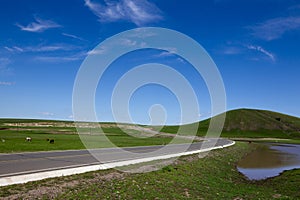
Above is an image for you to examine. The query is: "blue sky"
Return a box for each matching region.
[0,0,300,124]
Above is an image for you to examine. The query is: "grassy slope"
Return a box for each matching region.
[161,108,300,139]
[1,142,299,199]
[56,143,300,200]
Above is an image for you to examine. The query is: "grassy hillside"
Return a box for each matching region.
[161,108,300,139]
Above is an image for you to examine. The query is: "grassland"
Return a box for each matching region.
[1,108,300,152]
[1,109,299,199]
[1,142,299,199]
[0,119,178,153]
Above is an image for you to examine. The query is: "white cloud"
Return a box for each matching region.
[4,44,83,63]
[27,45,69,52]
[176,57,186,63]
[38,112,54,116]
[62,33,86,41]
[12,46,24,52]
[87,47,106,55]
[34,55,82,62]
[154,48,178,58]
[4,47,14,52]
[0,81,15,86]
[16,17,61,32]
[34,51,86,62]
[248,16,300,41]
[5,44,76,53]
[4,46,24,52]
[84,0,163,26]
[221,46,243,55]
[247,45,275,62]
[152,49,186,64]
[157,51,174,57]
[120,38,137,46]
[0,58,11,68]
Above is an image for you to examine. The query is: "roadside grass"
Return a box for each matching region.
[231,138,300,144]
[55,142,300,200]
[1,142,299,199]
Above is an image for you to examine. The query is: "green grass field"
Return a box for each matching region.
[1,108,300,153]
[0,120,184,153]
[1,142,299,199]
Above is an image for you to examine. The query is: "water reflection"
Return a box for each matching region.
[237,143,300,180]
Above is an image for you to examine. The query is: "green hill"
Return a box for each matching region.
[161,108,300,139]
[1,108,300,139]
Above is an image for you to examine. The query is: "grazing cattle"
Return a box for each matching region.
[46,138,49,141]
[25,137,32,142]
[49,139,54,144]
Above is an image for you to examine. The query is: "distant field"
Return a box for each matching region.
[2,108,300,153]
[0,119,180,153]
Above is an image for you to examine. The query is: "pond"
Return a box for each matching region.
[237,143,300,180]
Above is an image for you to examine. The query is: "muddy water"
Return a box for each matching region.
[237,143,300,180]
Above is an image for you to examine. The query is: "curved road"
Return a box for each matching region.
[0,138,234,186]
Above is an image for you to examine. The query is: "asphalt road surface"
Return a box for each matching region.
[0,138,232,178]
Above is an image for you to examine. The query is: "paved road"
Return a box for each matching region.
[0,138,232,178]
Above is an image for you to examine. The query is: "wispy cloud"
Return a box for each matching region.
[38,112,54,117]
[156,51,174,57]
[87,48,106,55]
[16,17,61,32]
[27,45,72,52]
[154,48,178,58]
[84,0,163,26]
[5,44,76,53]
[248,16,300,41]
[0,81,15,86]
[4,46,24,52]
[34,55,82,62]
[153,49,186,64]
[34,51,86,62]
[221,46,244,55]
[4,47,14,52]
[0,58,13,75]
[218,43,276,62]
[176,57,186,64]
[62,33,86,41]
[120,38,137,46]
[4,44,84,63]
[247,45,276,62]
